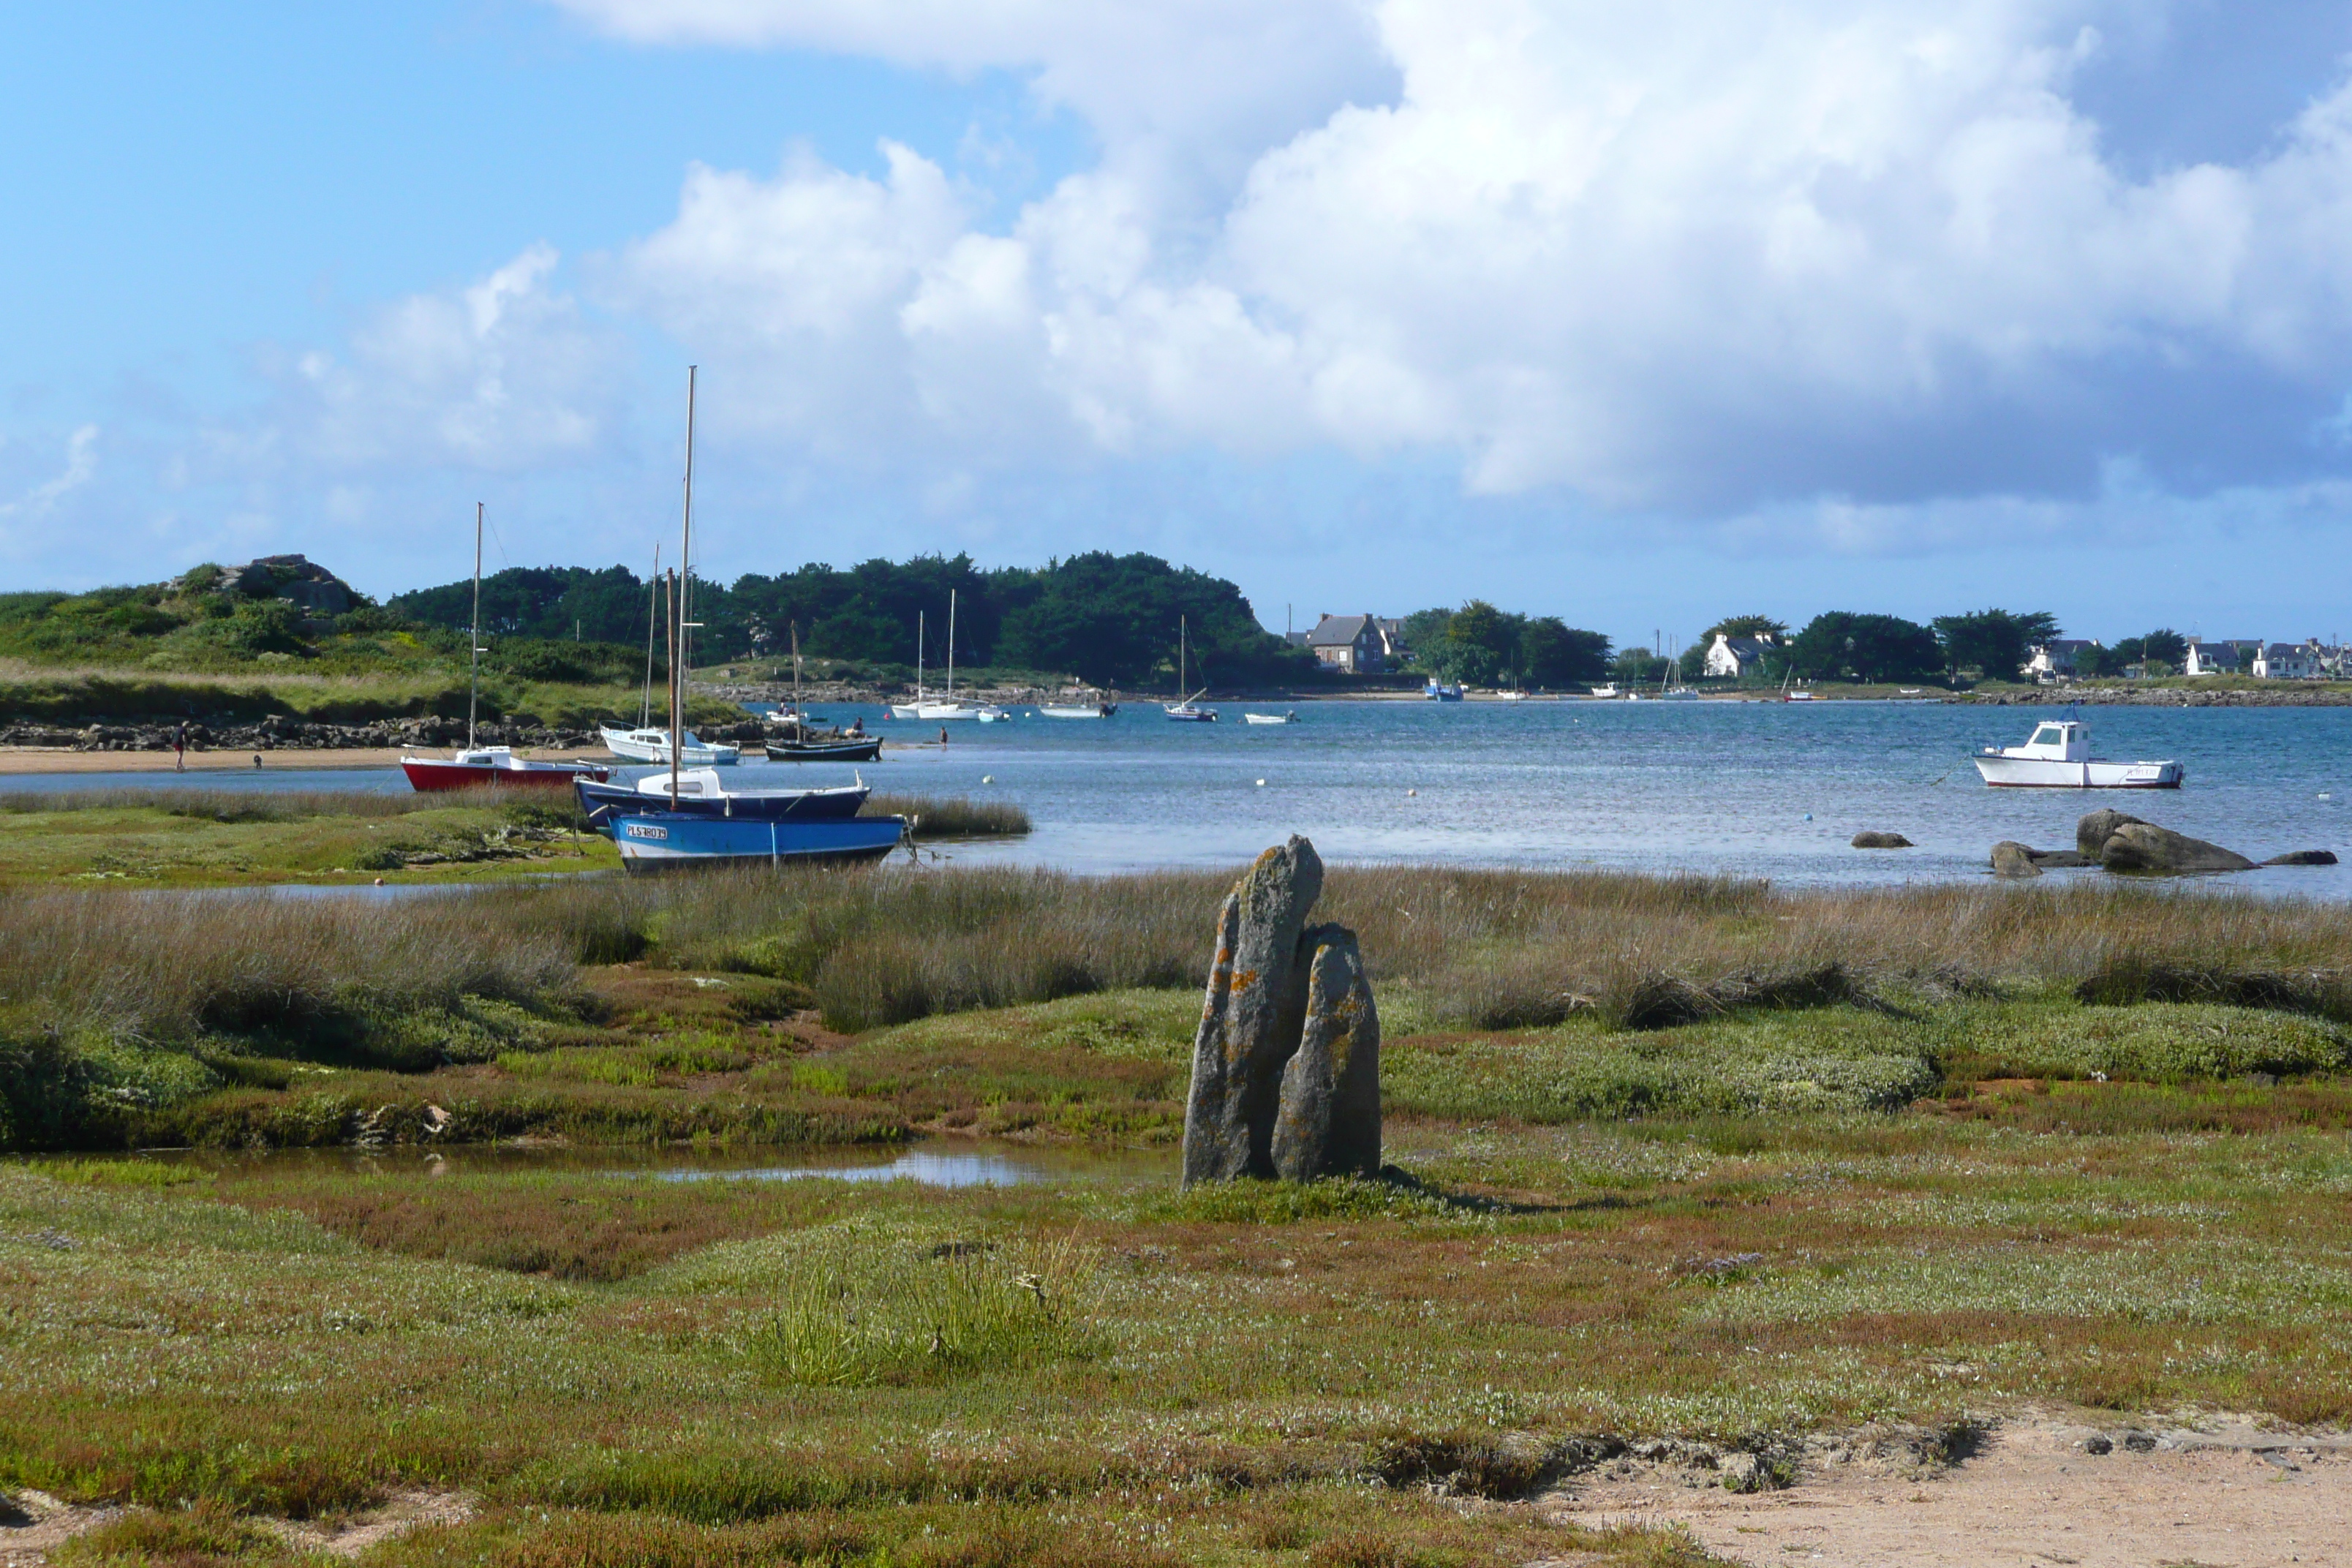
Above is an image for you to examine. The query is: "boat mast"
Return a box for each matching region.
[640,543,660,729]
[791,619,802,722]
[1179,616,1188,697]
[672,365,696,808]
[917,611,925,704]
[946,589,957,702]
[668,567,682,807]
[467,502,483,751]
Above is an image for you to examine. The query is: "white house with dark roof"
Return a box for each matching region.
[1305,613,1396,674]
[2254,641,2325,679]
[2183,639,2258,676]
[2024,639,2100,681]
[1703,632,1775,679]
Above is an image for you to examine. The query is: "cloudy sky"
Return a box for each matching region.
[9,1,2352,648]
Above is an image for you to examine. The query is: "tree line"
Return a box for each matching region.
[388,551,1316,688]
[1635,609,2204,685]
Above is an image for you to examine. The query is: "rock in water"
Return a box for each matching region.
[1990,841,2043,878]
[1850,831,1912,848]
[2263,850,2340,866]
[1183,837,1324,1183]
[2099,823,2256,874]
[2076,809,2148,859]
[1271,924,1382,1180]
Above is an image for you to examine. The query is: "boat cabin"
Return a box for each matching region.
[2008,721,2090,761]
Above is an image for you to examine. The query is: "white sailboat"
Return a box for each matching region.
[917,590,981,719]
[889,611,927,720]
[1166,616,1216,721]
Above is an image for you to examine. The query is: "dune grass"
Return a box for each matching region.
[866,792,1032,838]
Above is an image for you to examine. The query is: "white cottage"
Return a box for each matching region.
[1703,633,1775,679]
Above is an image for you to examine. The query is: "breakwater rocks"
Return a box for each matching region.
[1970,686,2352,706]
[0,717,604,753]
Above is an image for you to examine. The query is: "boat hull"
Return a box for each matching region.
[1039,704,1116,719]
[402,758,608,792]
[577,777,869,829]
[764,739,883,762]
[1242,713,1295,725]
[611,813,905,870]
[1973,755,2185,788]
[1164,706,1216,722]
[599,728,741,766]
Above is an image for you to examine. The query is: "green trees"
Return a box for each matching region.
[1403,601,1610,687]
[392,551,1310,687]
[1929,609,2060,682]
[1787,612,1945,684]
[1700,614,1789,641]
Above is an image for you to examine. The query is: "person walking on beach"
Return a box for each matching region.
[173,723,186,772]
[939,725,949,745]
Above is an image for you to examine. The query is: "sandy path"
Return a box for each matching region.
[1550,1416,2349,1567]
[0,747,608,774]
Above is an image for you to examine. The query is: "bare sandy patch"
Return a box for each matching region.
[1548,1412,2349,1567]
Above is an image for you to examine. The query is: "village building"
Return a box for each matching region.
[2183,639,2258,676]
[1702,632,1776,679]
[1305,613,1401,674]
[2253,641,2328,679]
[2024,639,2100,681]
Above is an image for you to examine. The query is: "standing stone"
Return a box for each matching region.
[1270,924,1382,1180]
[1182,837,1324,1183]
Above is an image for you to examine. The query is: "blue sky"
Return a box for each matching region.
[8,1,2352,652]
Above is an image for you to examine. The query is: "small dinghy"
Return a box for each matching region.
[1972,719,2183,789]
[1243,711,1297,725]
[1039,701,1117,718]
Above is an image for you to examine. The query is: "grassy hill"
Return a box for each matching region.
[0,566,704,729]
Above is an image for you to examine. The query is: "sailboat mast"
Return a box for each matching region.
[946,589,956,701]
[1179,615,1188,695]
[916,611,925,704]
[668,568,682,807]
[640,543,660,729]
[672,366,696,808]
[467,502,483,751]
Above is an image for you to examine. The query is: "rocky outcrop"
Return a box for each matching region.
[1850,831,1912,848]
[1183,837,1382,1185]
[1989,841,2042,878]
[2264,850,2340,867]
[214,554,358,617]
[2076,809,2147,859]
[2097,822,2257,874]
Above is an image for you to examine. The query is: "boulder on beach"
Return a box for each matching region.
[1991,841,2043,878]
[2263,850,2340,867]
[2076,809,2148,859]
[1850,831,1913,849]
[1182,836,1382,1186]
[2098,823,2256,874]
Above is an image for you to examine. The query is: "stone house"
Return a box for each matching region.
[1702,633,1775,679]
[1305,613,1398,674]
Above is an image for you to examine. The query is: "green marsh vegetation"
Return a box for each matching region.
[10,867,2352,1561]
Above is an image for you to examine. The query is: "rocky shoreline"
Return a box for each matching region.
[0,715,767,754]
[1965,685,2352,706]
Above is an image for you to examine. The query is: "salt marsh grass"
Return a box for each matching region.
[741,1222,1104,1386]
[866,792,1033,838]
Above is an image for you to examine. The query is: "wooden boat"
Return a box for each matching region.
[402,505,608,791]
[404,747,608,792]
[766,736,882,762]
[611,810,906,871]
[1972,720,2183,789]
[1243,711,1297,725]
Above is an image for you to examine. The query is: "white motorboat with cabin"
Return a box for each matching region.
[1972,719,2183,789]
[1586,683,1618,699]
[599,725,742,766]
[1039,700,1117,719]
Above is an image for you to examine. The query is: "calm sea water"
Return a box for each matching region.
[15,699,2352,893]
